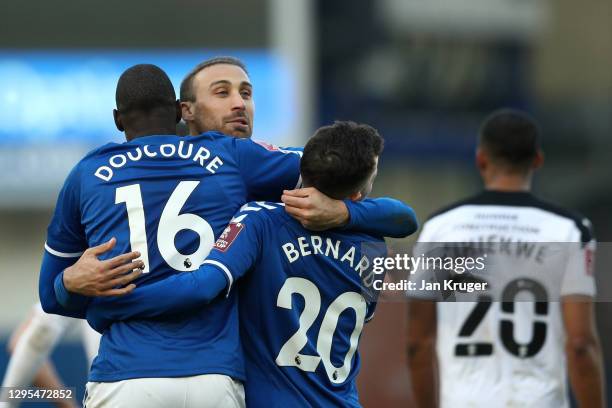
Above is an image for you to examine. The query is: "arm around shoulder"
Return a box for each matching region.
[345,197,418,238]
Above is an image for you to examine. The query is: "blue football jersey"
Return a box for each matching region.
[44,132,301,382]
[204,202,387,407]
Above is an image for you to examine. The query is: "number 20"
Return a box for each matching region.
[455,278,548,358]
[275,277,367,384]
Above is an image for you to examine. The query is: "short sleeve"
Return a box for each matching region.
[45,164,87,257]
[561,219,596,297]
[232,138,302,201]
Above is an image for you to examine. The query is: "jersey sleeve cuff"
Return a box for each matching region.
[202,260,234,297]
[54,271,89,310]
[560,289,596,298]
[341,199,355,229]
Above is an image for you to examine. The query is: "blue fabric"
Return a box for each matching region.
[42,132,301,382]
[40,130,416,386]
[81,201,390,406]
[39,253,87,319]
[207,202,388,407]
[344,197,418,238]
[86,267,227,332]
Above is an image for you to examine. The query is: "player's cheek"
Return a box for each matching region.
[247,101,255,122]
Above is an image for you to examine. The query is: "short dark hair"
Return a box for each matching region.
[180,56,248,102]
[115,64,176,113]
[301,121,384,199]
[479,109,541,172]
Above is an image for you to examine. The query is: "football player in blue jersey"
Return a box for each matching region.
[178,56,254,139]
[83,121,398,407]
[179,56,359,229]
[38,64,417,407]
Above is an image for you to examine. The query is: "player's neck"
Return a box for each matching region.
[125,127,177,141]
[484,174,531,192]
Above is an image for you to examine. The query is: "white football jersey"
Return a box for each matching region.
[413,191,595,408]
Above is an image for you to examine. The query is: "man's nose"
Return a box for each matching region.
[230,91,246,111]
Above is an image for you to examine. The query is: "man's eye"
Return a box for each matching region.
[241,90,252,98]
[215,90,228,96]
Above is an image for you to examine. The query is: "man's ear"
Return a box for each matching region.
[174,100,182,124]
[180,101,194,122]
[113,109,124,132]
[475,147,487,172]
[348,191,362,202]
[533,150,544,170]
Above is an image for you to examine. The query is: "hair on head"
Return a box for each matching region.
[301,121,384,199]
[180,56,248,102]
[115,64,176,114]
[479,109,541,171]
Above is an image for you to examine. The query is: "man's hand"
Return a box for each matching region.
[63,238,144,297]
[281,187,349,231]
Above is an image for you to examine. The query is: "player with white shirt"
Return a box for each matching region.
[406,109,605,408]
[0,304,100,408]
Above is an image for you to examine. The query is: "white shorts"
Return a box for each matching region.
[84,374,245,408]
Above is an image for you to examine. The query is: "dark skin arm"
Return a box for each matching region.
[406,299,438,408]
[562,296,606,408]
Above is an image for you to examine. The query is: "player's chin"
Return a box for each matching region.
[225,125,252,138]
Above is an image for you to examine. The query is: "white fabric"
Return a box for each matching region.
[84,374,245,408]
[0,303,73,407]
[44,242,83,258]
[414,204,596,408]
[0,303,101,408]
